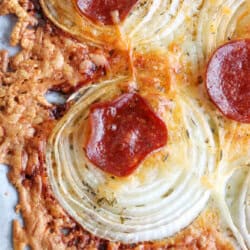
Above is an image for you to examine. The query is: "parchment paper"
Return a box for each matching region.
[0,14,65,250]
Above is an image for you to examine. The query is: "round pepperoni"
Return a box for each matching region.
[76,0,139,25]
[206,39,250,123]
[85,93,168,177]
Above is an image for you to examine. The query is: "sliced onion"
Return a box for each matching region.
[196,0,248,66]
[46,78,216,243]
[225,167,250,249]
[40,0,119,46]
[40,0,202,50]
[122,0,202,48]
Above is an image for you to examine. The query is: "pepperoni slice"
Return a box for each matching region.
[76,0,139,25]
[85,93,168,177]
[206,39,250,123]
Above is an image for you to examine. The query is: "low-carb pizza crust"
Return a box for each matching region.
[0,0,249,249]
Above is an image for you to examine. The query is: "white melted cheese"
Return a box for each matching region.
[43,0,250,248]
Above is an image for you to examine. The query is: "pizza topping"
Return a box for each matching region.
[76,0,139,25]
[206,39,250,123]
[85,93,168,177]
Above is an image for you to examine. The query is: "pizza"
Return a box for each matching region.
[0,0,250,249]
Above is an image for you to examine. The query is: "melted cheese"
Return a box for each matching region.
[43,0,250,248]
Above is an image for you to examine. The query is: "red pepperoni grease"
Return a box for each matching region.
[76,0,139,25]
[86,93,168,177]
[206,39,250,123]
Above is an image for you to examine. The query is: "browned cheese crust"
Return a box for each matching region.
[0,0,235,249]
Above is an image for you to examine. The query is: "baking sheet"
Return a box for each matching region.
[0,15,21,250]
[0,15,65,250]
